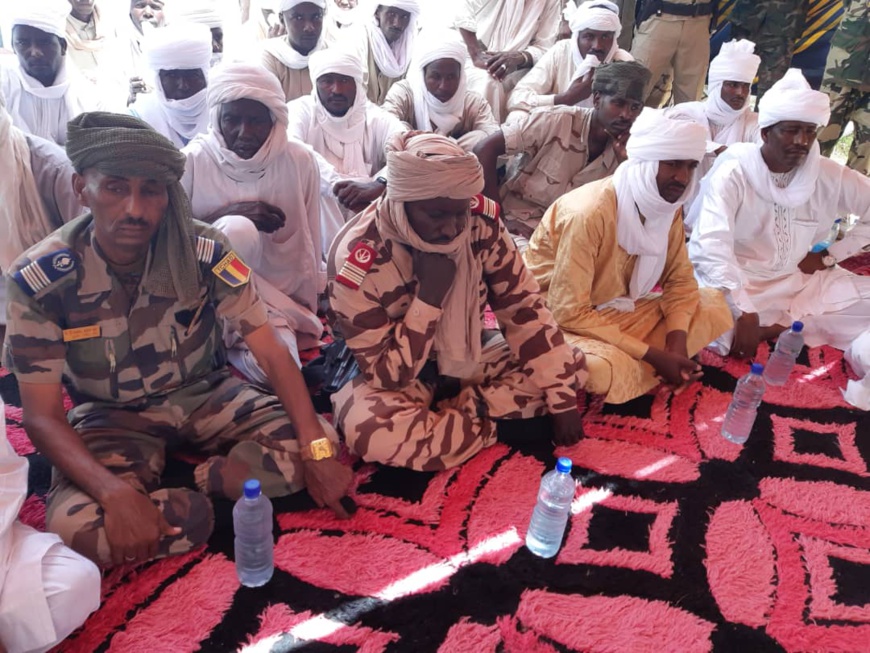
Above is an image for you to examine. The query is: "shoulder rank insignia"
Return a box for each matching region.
[212,251,252,287]
[195,235,225,267]
[336,240,376,290]
[12,249,78,297]
[470,194,501,221]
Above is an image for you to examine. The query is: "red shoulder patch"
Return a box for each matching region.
[336,241,377,290]
[470,194,501,221]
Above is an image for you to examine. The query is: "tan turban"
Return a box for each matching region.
[65,112,201,304]
[378,132,484,378]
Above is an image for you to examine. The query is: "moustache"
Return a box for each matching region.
[327,94,348,103]
[119,217,149,227]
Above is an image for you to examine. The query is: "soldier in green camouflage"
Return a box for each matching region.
[817,0,868,175]
[3,112,353,568]
[729,0,811,103]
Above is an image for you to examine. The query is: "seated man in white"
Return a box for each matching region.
[382,29,499,152]
[0,419,101,653]
[182,62,324,383]
[1,0,100,145]
[688,69,870,378]
[506,0,632,124]
[667,39,762,215]
[354,1,420,104]
[287,46,405,253]
[261,0,328,102]
[129,23,213,148]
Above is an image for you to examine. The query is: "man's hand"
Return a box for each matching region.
[552,409,585,446]
[607,128,630,163]
[643,347,703,388]
[732,312,761,360]
[102,484,182,566]
[303,458,354,519]
[798,250,830,274]
[470,47,489,69]
[127,76,148,106]
[334,180,386,213]
[413,250,456,307]
[214,201,286,233]
[554,70,595,107]
[556,18,571,41]
[714,145,728,156]
[664,329,689,360]
[485,51,525,80]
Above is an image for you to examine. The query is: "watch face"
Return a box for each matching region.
[311,438,333,460]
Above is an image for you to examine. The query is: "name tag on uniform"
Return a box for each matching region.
[62,325,102,342]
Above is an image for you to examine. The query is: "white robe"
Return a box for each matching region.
[0,410,101,653]
[0,57,101,145]
[181,131,324,381]
[286,96,405,257]
[688,148,870,351]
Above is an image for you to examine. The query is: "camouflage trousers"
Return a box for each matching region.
[563,289,733,404]
[46,370,339,567]
[818,82,870,176]
[732,23,806,103]
[332,335,586,472]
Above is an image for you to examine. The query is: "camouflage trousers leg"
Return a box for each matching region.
[46,371,337,567]
[332,336,585,472]
[818,83,870,175]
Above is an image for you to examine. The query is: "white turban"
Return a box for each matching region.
[609,110,707,307]
[758,68,831,128]
[201,62,291,182]
[171,2,225,28]
[8,0,68,41]
[366,0,420,79]
[307,47,369,177]
[275,0,327,12]
[408,30,467,136]
[144,23,213,73]
[708,39,761,86]
[564,0,622,81]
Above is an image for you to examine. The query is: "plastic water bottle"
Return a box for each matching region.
[810,218,842,253]
[763,322,805,386]
[233,479,274,587]
[525,457,575,558]
[721,363,767,445]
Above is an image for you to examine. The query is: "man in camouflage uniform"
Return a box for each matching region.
[817,0,869,175]
[3,112,353,568]
[728,0,810,103]
[328,132,587,472]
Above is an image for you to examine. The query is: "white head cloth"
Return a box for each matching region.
[758,68,831,129]
[141,23,213,144]
[329,0,359,26]
[170,1,225,28]
[565,0,622,80]
[199,62,290,182]
[365,0,421,79]
[264,0,328,70]
[703,39,761,131]
[408,30,467,136]
[609,109,706,308]
[308,46,369,176]
[8,0,68,41]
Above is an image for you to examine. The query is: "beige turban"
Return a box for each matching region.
[379,132,485,378]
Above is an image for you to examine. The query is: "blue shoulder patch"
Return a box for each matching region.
[195,236,225,268]
[12,249,78,297]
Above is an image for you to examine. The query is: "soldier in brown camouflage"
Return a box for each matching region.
[817,0,868,175]
[4,113,353,568]
[328,132,587,472]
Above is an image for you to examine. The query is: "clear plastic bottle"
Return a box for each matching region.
[525,457,575,558]
[810,218,843,253]
[233,479,274,587]
[763,321,805,386]
[721,363,767,445]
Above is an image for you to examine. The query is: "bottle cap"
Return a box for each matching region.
[750,363,764,375]
[791,321,804,333]
[243,479,261,499]
[556,457,573,473]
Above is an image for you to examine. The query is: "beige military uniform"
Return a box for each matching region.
[328,205,586,472]
[261,48,315,102]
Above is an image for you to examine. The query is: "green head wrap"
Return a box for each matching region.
[65,111,200,304]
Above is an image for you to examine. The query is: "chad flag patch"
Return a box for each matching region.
[212,251,252,287]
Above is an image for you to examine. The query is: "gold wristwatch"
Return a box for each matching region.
[300,437,336,462]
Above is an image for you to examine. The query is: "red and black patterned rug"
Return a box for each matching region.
[3,254,870,653]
